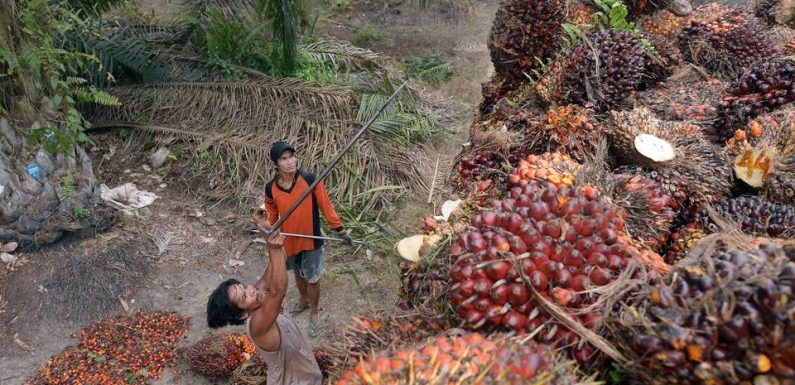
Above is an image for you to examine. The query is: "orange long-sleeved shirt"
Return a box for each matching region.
[264,169,344,257]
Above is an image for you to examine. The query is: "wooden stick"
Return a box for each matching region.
[427,154,441,204]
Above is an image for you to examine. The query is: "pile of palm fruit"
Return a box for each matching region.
[325,0,795,384]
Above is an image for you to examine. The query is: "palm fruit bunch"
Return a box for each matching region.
[186,332,257,380]
[638,9,685,38]
[451,150,509,199]
[487,0,566,94]
[678,4,778,79]
[335,333,594,385]
[696,196,795,238]
[326,314,452,379]
[755,0,795,27]
[561,29,648,111]
[717,58,795,140]
[397,250,454,312]
[534,57,569,106]
[632,78,725,126]
[787,37,795,54]
[727,108,795,205]
[642,32,683,88]
[447,180,668,365]
[624,0,681,17]
[664,222,706,263]
[581,167,678,251]
[507,152,580,188]
[608,107,733,211]
[756,0,781,25]
[568,1,597,25]
[609,233,795,385]
[510,105,605,162]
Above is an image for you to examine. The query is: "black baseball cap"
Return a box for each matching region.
[270,141,295,163]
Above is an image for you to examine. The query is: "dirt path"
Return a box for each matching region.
[0,1,496,383]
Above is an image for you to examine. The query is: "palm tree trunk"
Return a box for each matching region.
[0,1,111,248]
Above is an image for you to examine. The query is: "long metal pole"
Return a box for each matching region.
[265,82,407,235]
[252,230,363,244]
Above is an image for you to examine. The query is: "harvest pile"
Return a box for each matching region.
[330,0,795,383]
[24,311,188,385]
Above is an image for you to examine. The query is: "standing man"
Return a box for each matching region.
[206,219,323,385]
[263,141,353,337]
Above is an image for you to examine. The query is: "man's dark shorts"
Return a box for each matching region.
[286,248,324,283]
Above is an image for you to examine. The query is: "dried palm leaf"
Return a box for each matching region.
[88,79,438,207]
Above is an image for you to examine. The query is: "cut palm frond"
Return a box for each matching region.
[356,86,440,146]
[210,0,257,20]
[303,38,381,71]
[114,22,193,45]
[88,79,439,205]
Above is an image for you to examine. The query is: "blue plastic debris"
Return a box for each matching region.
[25,164,42,181]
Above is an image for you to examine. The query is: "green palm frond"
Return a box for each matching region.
[303,38,380,71]
[115,22,193,44]
[405,56,453,85]
[210,0,256,20]
[64,29,168,86]
[257,0,304,73]
[356,91,438,146]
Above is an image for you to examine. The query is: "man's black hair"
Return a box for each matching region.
[207,278,245,328]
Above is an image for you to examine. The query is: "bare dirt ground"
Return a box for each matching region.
[0,1,496,383]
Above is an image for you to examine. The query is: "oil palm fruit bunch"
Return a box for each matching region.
[488,0,566,93]
[786,37,795,54]
[679,4,778,79]
[568,1,597,25]
[451,150,510,200]
[335,333,595,385]
[535,57,570,106]
[754,0,795,27]
[625,0,688,17]
[397,250,454,313]
[697,196,795,239]
[326,315,451,376]
[507,152,580,188]
[717,58,795,140]
[448,180,668,365]
[510,105,606,162]
[756,0,781,25]
[642,32,682,87]
[586,170,678,251]
[638,9,685,38]
[562,29,648,111]
[608,107,733,211]
[727,108,795,205]
[609,234,795,385]
[632,78,725,126]
[186,333,256,380]
[664,222,706,263]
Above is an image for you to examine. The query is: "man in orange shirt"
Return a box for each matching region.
[263,141,352,337]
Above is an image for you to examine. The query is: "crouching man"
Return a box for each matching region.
[206,210,322,385]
